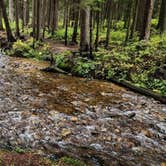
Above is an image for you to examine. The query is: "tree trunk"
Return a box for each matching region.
[15,0,20,38]
[105,0,111,49]
[136,0,146,33]
[32,0,37,47]
[0,7,4,30]
[24,0,29,26]
[0,0,15,42]
[41,0,47,39]
[130,0,139,39]
[9,0,14,22]
[89,7,93,59]
[51,0,59,35]
[36,0,40,40]
[140,0,154,40]
[125,0,134,42]
[71,0,79,44]
[94,2,100,51]
[64,0,69,46]
[157,0,166,33]
[80,7,90,52]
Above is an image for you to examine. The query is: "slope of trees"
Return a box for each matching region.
[0,0,165,46]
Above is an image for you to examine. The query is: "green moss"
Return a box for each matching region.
[59,157,85,166]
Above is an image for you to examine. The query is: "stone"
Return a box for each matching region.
[61,129,71,137]
[141,130,153,138]
[70,116,78,122]
[161,163,166,166]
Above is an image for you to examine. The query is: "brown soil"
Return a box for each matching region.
[0,151,53,166]
[45,39,78,53]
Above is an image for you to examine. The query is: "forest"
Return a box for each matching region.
[0,0,166,165]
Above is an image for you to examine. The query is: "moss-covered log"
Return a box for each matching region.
[108,78,166,104]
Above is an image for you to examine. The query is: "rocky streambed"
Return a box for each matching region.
[0,54,166,166]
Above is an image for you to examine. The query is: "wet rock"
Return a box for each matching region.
[125,112,136,119]
[90,144,102,151]
[20,95,29,101]
[162,107,166,113]
[91,131,99,136]
[30,108,46,114]
[161,162,166,166]
[122,142,135,149]
[114,129,120,134]
[61,129,71,137]
[141,130,153,138]
[156,123,166,134]
[70,116,78,122]
[132,147,144,155]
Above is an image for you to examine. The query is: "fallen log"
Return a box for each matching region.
[41,66,68,74]
[108,78,166,104]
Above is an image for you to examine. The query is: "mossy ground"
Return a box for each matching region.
[0,150,85,166]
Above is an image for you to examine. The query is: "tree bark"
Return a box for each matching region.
[130,0,139,39]
[36,0,40,40]
[9,0,14,22]
[157,0,166,33]
[80,7,90,52]
[105,0,112,49]
[94,1,100,51]
[140,0,154,41]
[125,0,134,42]
[64,0,69,46]
[136,0,146,33]
[89,7,93,59]
[0,0,15,42]
[71,0,79,44]
[24,0,30,26]
[15,0,20,38]
[0,7,4,30]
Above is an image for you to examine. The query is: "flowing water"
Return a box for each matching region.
[0,54,166,166]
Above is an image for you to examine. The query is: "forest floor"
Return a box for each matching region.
[45,39,78,53]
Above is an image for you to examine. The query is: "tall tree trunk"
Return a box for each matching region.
[9,0,14,22]
[157,0,166,34]
[140,0,154,40]
[47,0,52,30]
[36,0,40,40]
[41,0,47,39]
[71,0,79,44]
[20,0,24,31]
[32,0,37,47]
[51,0,59,35]
[80,7,90,52]
[94,2,100,51]
[15,0,20,38]
[125,0,134,42]
[0,0,15,42]
[64,0,69,46]
[24,0,29,26]
[130,0,139,39]
[105,0,111,49]
[0,7,4,30]
[89,7,93,59]
[136,0,146,33]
